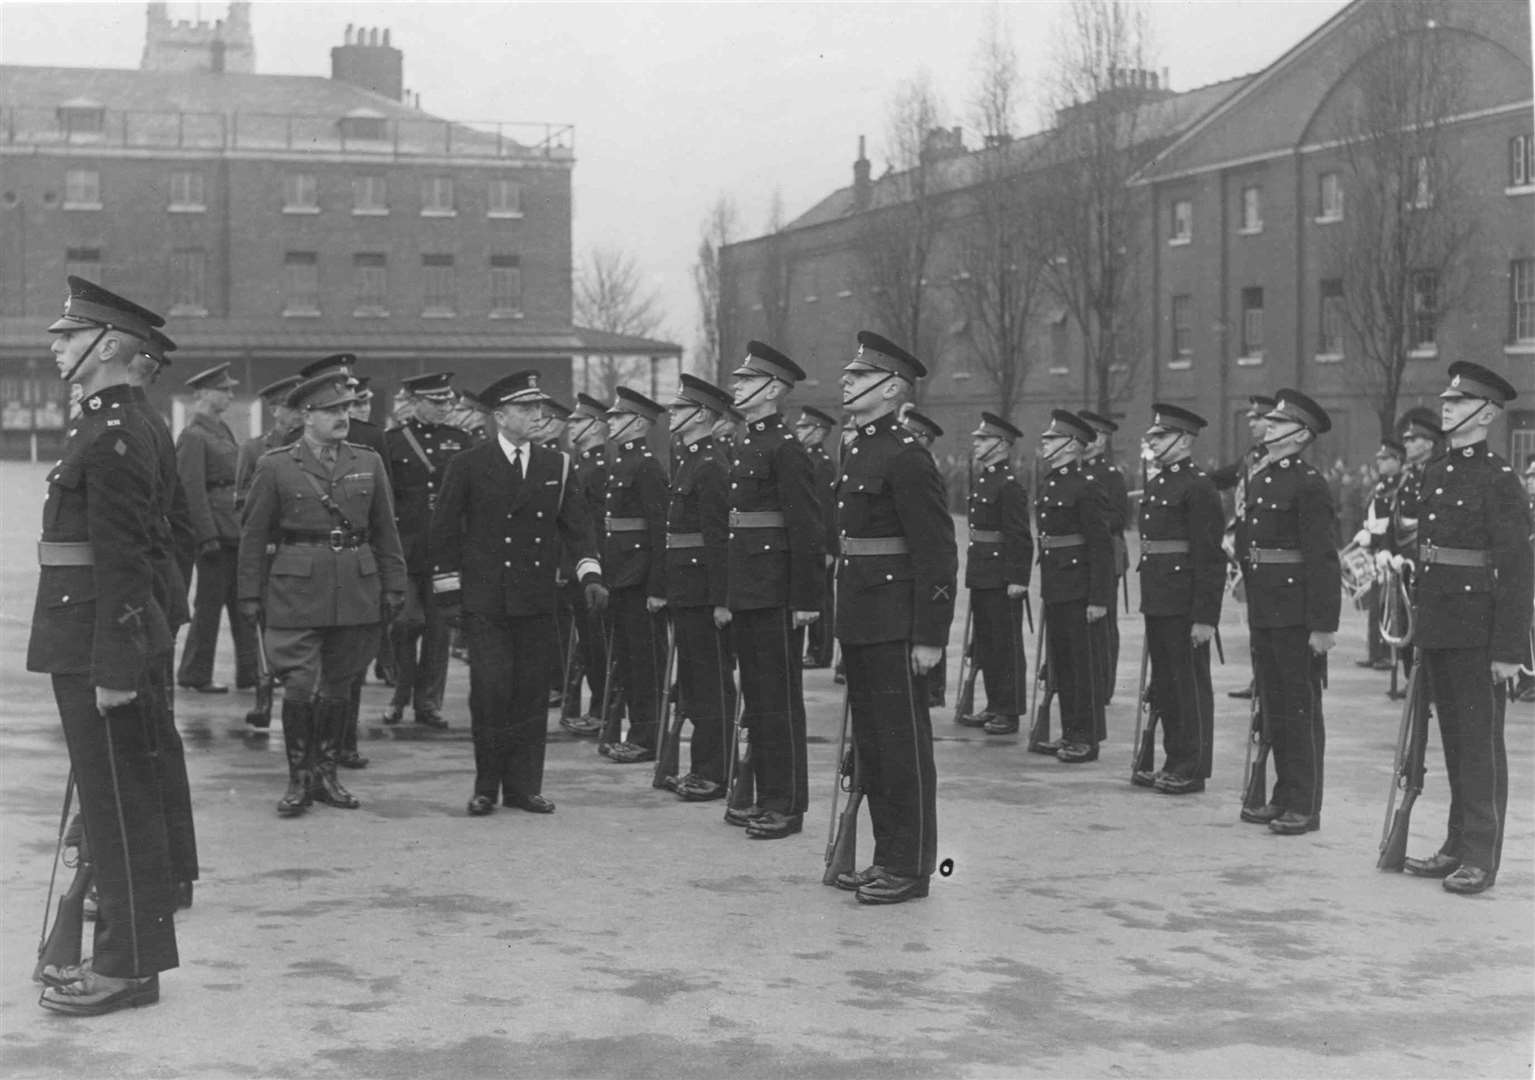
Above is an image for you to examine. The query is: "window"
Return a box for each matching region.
[421,176,455,216]
[1240,287,1264,359]
[283,251,319,316]
[1410,271,1437,351]
[57,103,104,136]
[65,247,101,283]
[63,169,101,209]
[1511,135,1534,189]
[488,178,523,217]
[1170,294,1192,366]
[1319,279,1344,358]
[168,170,206,211]
[283,172,318,212]
[353,253,388,316]
[352,175,388,214]
[1239,186,1262,233]
[1409,156,1433,209]
[1169,199,1192,243]
[489,254,522,316]
[169,249,208,316]
[422,254,455,315]
[339,114,387,141]
[1510,259,1535,344]
[1318,171,1343,221]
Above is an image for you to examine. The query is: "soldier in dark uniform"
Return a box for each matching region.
[958,413,1033,736]
[899,407,951,710]
[381,373,468,731]
[32,277,178,1015]
[559,394,613,737]
[238,375,406,815]
[1351,436,1404,670]
[1079,411,1129,703]
[537,399,584,718]
[599,388,670,763]
[1401,362,1531,895]
[1515,458,1535,704]
[1133,404,1225,794]
[236,375,303,511]
[430,372,607,815]
[832,414,859,688]
[662,375,738,800]
[1214,394,1274,701]
[1033,411,1114,763]
[1234,389,1339,835]
[831,331,955,903]
[1381,407,1444,683]
[723,341,824,839]
[795,405,840,669]
[176,362,257,693]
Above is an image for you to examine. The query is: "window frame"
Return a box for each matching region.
[168,248,209,317]
[167,170,206,212]
[421,176,456,217]
[1170,293,1193,369]
[1238,185,1263,234]
[488,177,524,218]
[282,251,321,317]
[352,252,389,318]
[1510,134,1535,194]
[1317,171,1343,223]
[488,254,524,317]
[1169,198,1192,245]
[1239,286,1265,363]
[63,168,102,210]
[282,172,320,214]
[1409,270,1438,354]
[1317,278,1345,361]
[421,254,457,316]
[352,174,389,216]
[1510,258,1535,345]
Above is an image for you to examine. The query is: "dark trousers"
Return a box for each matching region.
[1365,585,1390,663]
[610,587,667,748]
[1104,574,1122,702]
[150,652,198,883]
[570,581,608,720]
[1045,599,1109,745]
[673,605,736,784]
[844,639,938,879]
[52,672,179,979]
[805,565,836,666]
[389,574,451,716]
[464,611,553,801]
[971,588,1028,716]
[1421,647,1508,876]
[177,544,257,688]
[1251,626,1325,817]
[1145,614,1214,779]
[734,606,808,815]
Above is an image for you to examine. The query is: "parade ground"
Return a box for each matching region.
[0,461,1529,1079]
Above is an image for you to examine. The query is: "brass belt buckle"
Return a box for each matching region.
[329,528,345,551]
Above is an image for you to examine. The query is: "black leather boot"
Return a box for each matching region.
[338,693,369,769]
[277,699,314,817]
[310,697,361,809]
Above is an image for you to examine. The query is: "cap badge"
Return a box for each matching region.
[1450,375,1461,388]
[528,374,538,388]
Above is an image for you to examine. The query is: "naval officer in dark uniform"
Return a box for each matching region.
[795,404,840,669]
[723,341,825,839]
[831,331,955,903]
[662,374,738,800]
[382,373,468,731]
[1035,410,1115,763]
[1133,404,1225,794]
[1234,389,1339,835]
[1402,362,1532,895]
[431,372,607,815]
[32,276,178,1015]
[958,413,1033,736]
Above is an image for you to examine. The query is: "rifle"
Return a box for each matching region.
[822,689,861,885]
[34,777,92,985]
[724,690,754,816]
[1026,605,1055,753]
[951,608,978,725]
[1240,666,1270,814]
[651,620,682,790]
[597,617,622,754]
[1378,663,1429,871]
[1130,635,1155,781]
[245,618,277,730]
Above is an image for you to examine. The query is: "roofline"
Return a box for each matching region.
[1131,0,1364,185]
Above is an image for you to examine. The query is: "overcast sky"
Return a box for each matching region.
[2,0,1350,354]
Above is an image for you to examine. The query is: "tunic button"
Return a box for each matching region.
[61,595,69,603]
[885,574,893,581]
[1428,514,1435,520]
[505,560,511,567]
[536,511,543,518]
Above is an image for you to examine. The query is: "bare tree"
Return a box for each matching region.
[692,194,739,382]
[574,246,667,398]
[857,71,951,393]
[951,6,1049,420]
[1326,0,1477,438]
[1037,0,1155,414]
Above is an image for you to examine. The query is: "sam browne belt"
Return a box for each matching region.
[729,510,785,528]
[969,528,1004,544]
[1248,546,1302,564]
[1040,533,1085,550]
[1418,541,1490,567]
[38,540,93,566]
[840,536,909,556]
[666,532,705,549]
[1140,539,1191,555]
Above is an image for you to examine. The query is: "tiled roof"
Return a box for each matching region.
[573,327,682,356]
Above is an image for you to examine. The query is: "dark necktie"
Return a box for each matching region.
[511,445,523,479]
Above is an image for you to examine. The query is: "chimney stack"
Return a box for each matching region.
[853,134,872,211]
[331,25,405,101]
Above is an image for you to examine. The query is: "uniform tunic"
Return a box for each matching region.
[1036,458,1114,746]
[728,412,824,816]
[604,437,670,749]
[1083,455,1130,698]
[28,383,178,979]
[570,445,612,718]
[835,411,955,877]
[1413,440,1532,876]
[1136,459,1224,779]
[805,441,838,667]
[965,461,1033,717]
[665,436,736,782]
[1234,453,1339,818]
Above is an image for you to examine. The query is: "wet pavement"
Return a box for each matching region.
[0,462,1529,1078]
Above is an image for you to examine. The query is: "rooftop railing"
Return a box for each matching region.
[1,106,575,161]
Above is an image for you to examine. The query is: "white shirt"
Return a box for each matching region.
[497,432,531,475]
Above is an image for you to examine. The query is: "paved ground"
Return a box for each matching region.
[0,461,1530,1079]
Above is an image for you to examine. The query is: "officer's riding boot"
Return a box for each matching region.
[277,699,315,817]
[338,686,369,769]
[310,697,361,809]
